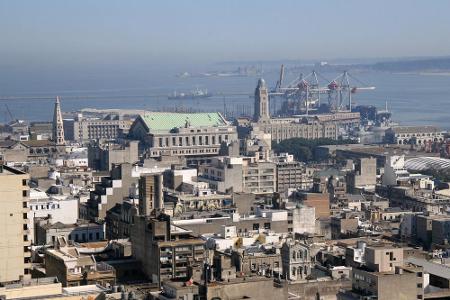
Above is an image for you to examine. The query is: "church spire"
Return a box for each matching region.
[52,96,65,145]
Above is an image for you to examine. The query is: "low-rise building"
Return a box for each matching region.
[36,220,105,245]
[385,125,445,145]
[45,238,116,287]
[88,140,139,171]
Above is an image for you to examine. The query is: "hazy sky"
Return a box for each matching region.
[1,0,450,67]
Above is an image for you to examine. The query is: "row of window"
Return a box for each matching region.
[158,135,229,147]
[29,203,61,211]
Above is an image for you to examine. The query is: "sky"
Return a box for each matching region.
[1,0,450,69]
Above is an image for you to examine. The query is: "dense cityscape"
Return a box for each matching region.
[1,1,450,300]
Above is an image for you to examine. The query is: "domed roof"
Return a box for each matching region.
[405,157,450,171]
[257,78,266,88]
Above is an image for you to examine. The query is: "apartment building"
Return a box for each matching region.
[0,163,31,282]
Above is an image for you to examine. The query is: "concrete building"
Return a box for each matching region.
[0,140,28,162]
[45,238,116,287]
[0,278,109,300]
[285,203,316,235]
[35,219,105,245]
[382,155,410,186]
[330,215,359,239]
[173,209,291,236]
[105,199,138,240]
[83,162,169,221]
[275,153,313,194]
[346,265,424,300]
[242,157,276,194]
[198,156,244,193]
[0,164,31,283]
[139,173,164,216]
[128,112,238,160]
[293,191,330,219]
[27,188,78,244]
[131,214,205,286]
[385,125,445,145]
[340,245,424,300]
[198,156,276,194]
[64,113,132,142]
[431,216,450,246]
[346,157,377,192]
[88,140,139,171]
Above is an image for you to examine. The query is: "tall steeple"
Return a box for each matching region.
[254,78,270,122]
[52,96,65,145]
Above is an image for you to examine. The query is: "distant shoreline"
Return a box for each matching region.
[392,71,450,76]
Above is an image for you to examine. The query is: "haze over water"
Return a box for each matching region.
[1,66,450,129]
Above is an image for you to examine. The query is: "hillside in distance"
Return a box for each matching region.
[371,56,450,73]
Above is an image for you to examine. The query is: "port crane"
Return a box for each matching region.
[270,65,375,114]
[326,71,375,112]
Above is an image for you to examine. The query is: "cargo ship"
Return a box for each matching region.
[168,88,212,100]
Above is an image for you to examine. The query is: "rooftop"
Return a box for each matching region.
[139,112,228,133]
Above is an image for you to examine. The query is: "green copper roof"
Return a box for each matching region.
[140,112,227,132]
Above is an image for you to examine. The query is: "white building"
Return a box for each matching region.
[382,155,410,186]
[28,188,79,244]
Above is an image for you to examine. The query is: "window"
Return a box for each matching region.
[22,179,27,186]
[253,223,259,231]
[22,190,28,197]
[417,272,423,277]
[417,283,422,288]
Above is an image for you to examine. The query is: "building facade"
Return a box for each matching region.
[128,112,238,159]
[0,164,31,282]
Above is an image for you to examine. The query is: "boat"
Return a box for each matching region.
[168,87,212,100]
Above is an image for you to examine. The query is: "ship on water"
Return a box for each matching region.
[168,87,212,100]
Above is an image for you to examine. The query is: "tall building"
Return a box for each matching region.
[139,174,164,216]
[253,78,270,122]
[0,163,31,282]
[131,214,205,287]
[52,96,65,145]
